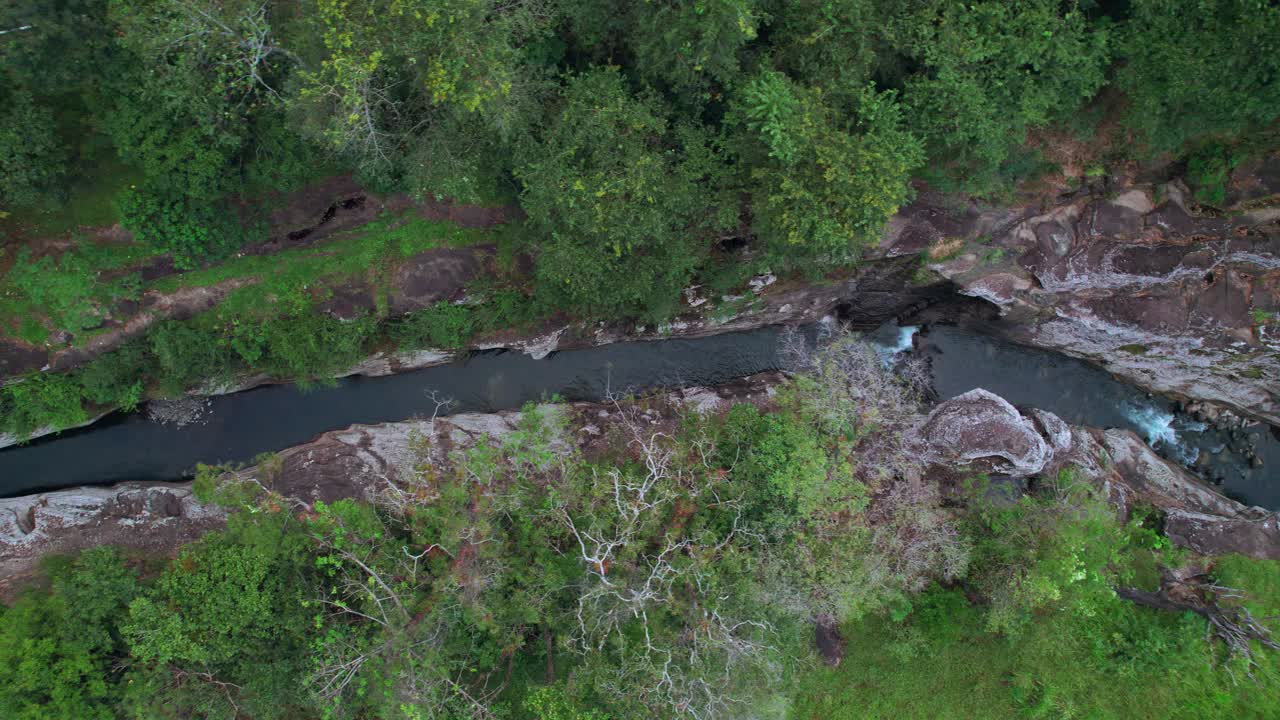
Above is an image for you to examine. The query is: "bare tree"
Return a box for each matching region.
[166,1,301,98]
[1119,565,1280,681]
[780,326,926,483]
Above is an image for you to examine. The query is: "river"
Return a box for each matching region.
[1,323,1274,507]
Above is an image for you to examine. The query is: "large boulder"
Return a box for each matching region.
[910,389,1060,477]
[911,391,1280,559]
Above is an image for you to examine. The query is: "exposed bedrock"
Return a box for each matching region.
[890,160,1280,426]
[3,378,1273,596]
[911,389,1280,559]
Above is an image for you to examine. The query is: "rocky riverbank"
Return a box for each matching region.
[3,159,1277,449]
[3,374,1273,597]
[897,162,1280,426]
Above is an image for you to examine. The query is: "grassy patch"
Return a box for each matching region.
[0,238,161,342]
[791,584,1280,720]
[151,212,489,316]
[1118,343,1150,355]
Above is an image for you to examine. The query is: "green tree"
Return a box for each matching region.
[122,513,312,719]
[736,71,923,268]
[768,0,891,100]
[0,86,67,208]
[629,0,768,101]
[889,0,1109,192]
[297,0,555,192]
[1116,0,1280,154]
[516,67,735,319]
[965,472,1129,635]
[0,548,141,720]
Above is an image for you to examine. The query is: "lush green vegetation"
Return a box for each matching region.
[0,208,549,437]
[2,0,1278,438]
[2,341,1277,718]
[4,3,1279,715]
[5,0,1279,318]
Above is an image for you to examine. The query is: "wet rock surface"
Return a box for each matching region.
[895,163,1280,427]
[912,391,1280,559]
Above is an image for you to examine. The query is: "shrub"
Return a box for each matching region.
[964,471,1128,635]
[256,313,377,381]
[390,302,477,350]
[76,343,152,411]
[0,372,89,438]
[148,321,236,395]
[115,183,252,270]
[5,249,101,335]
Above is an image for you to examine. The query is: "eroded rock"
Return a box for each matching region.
[913,392,1280,559]
[0,484,225,594]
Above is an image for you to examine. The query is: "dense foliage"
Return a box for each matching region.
[4,0,1277,317]
[2,341,1277,718]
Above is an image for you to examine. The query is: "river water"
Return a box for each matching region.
[873,324,1279,509]
[1,324,1275,507]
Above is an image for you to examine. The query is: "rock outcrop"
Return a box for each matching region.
[0,484,225,593]
[911,389,1280,559]
[893,161,1280,426]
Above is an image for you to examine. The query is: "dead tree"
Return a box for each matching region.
[1118,566,1279,679]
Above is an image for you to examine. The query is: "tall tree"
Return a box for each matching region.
[1117,0,1280,154]
[515,67,735,319]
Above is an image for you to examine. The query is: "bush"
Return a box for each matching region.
[148,321,236,395]
[115,183,252,270]
[390,302,477,350]
[255,313,377,381]
[964,471,1128,635]
[1185,144,1240,207]
[0,372,89,438]
[75,343,151,412]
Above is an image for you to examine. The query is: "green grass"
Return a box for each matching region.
[790,580,1280,720]
[0,209,497,346]
[150,212,491,316]
[0,236,162,343]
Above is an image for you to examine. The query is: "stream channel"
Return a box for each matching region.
[1,324,1276,507]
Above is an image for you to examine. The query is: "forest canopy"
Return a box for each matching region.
[3,0,1278,316]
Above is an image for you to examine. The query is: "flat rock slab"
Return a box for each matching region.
[388,247,490,314]
[0,340,46,378]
